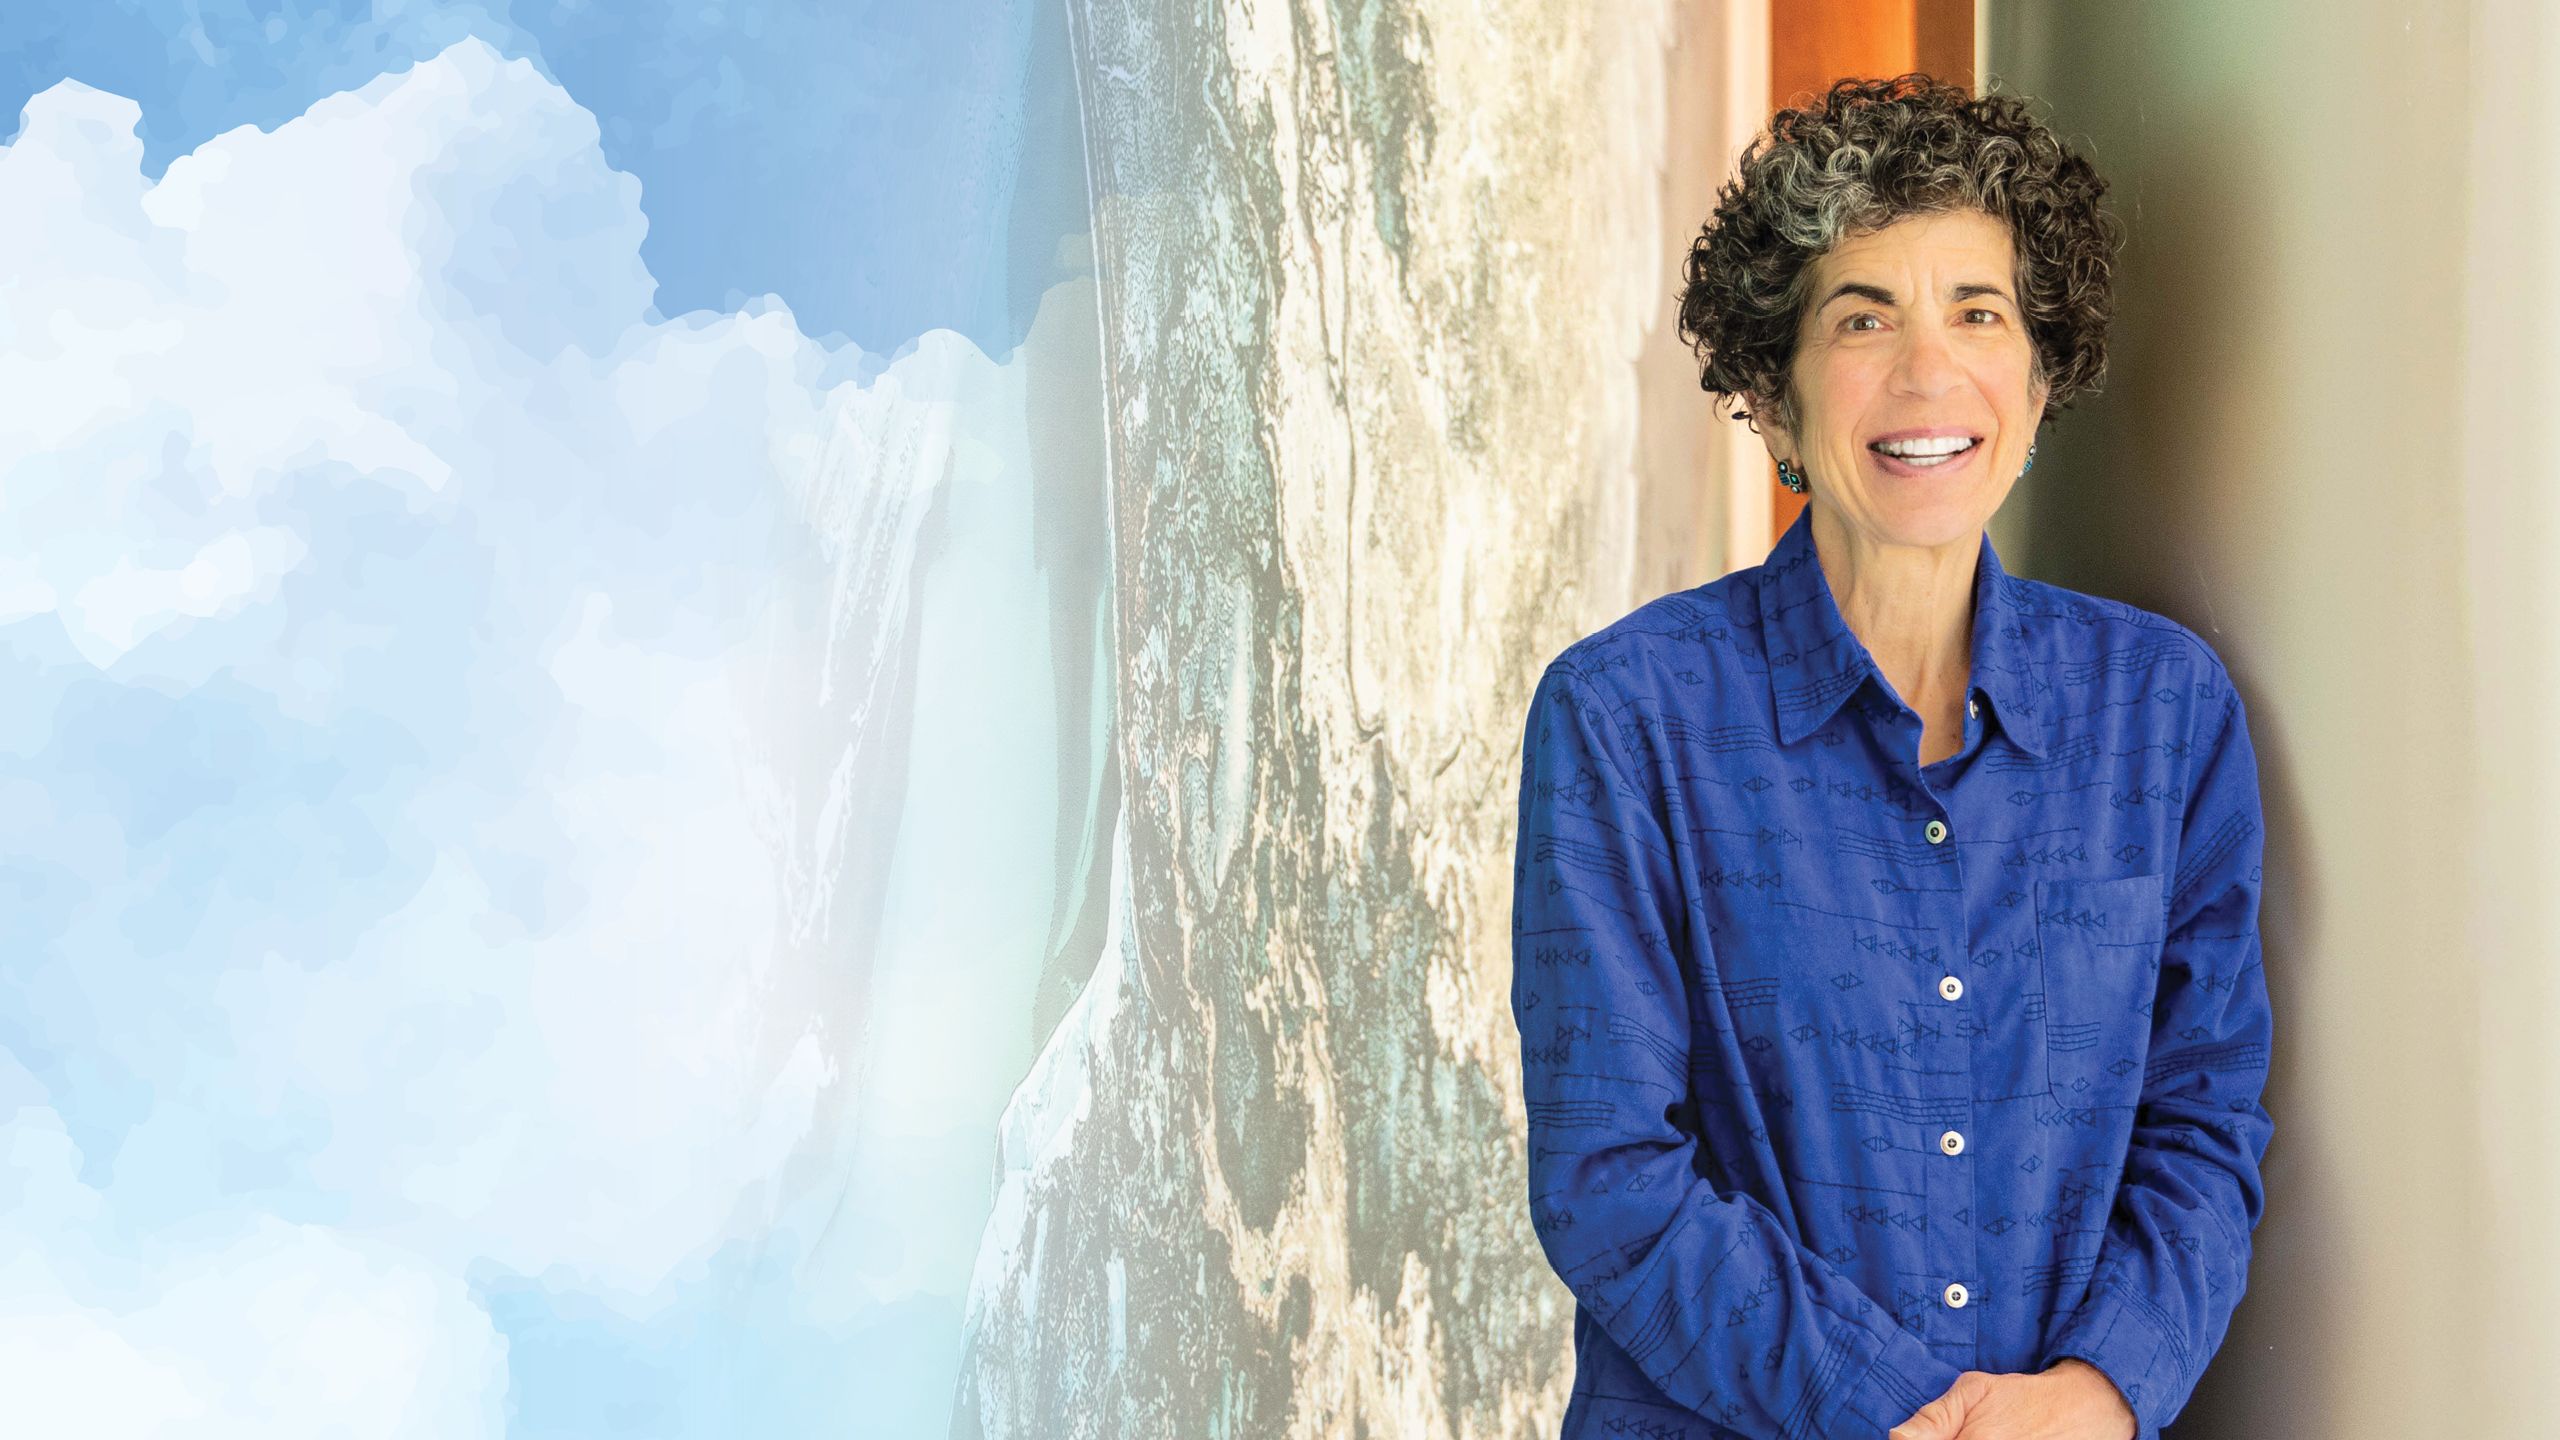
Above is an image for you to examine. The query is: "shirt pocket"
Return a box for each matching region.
[2032,872,2166,1110]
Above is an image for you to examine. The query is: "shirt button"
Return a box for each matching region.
[1940,1129,1966,1156]
[1924,818,1949,845]
[1944,1281,1970,1308]
[1938,974,1964,1002]
[1968,696,1979,719]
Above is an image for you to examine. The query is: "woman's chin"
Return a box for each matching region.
[1852,494,1997,550]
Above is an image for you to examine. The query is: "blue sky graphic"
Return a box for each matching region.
[0,0,1090,361]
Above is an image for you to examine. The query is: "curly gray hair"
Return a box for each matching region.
[1679,73,2124,443]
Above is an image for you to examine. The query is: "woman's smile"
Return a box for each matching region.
[1866,431,1985,478]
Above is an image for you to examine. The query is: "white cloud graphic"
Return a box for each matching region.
[0,33,1100,1437]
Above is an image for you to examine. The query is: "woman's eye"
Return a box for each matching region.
[1964,308,2001,324]
[1845,314,1881,332]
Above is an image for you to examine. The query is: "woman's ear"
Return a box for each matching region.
[1749,381,1801,462]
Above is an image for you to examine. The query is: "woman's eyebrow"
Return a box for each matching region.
[1817,279,2016,310]
[1817,281,1898,311]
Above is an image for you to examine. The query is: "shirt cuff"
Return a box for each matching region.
[2042,1283,2188,1440]
[1812,1321,1964,1438]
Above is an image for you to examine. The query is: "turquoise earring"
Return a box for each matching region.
[2023,441,2038,476]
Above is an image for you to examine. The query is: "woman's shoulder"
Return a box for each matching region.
[1994,571,2246,752]
[1537,571,1756,709]
[1995,570,2238,685]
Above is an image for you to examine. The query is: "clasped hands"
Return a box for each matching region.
[1886,1358,2137,1440]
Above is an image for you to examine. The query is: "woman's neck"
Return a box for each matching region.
[1807,506,1979,724]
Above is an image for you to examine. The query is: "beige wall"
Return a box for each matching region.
[1986,2,2560,1433]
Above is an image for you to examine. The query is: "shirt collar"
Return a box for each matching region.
[1755,504,2051,758]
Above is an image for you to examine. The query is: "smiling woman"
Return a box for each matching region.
[1679,73,2120,769]
[1782,207,2045,559]
[1512,74,2274,1440]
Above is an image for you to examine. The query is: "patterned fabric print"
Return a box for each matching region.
[1511,505,2273,1440]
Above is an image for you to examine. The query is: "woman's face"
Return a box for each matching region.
[1771,207,2050,553]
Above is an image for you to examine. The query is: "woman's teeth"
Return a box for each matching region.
[1872,437,1978,466]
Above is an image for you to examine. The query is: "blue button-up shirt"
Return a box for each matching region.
[1511,505,2273,1440]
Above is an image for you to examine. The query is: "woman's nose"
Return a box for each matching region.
[1890,324,1964,396]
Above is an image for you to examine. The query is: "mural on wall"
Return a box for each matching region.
[0,1,1742,1434]
[955,1,1746,1435]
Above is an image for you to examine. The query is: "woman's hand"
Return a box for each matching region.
[1887,1358,2137,1440]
